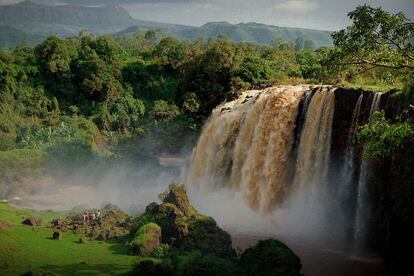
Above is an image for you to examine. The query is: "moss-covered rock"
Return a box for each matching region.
[144,201,189,245]
[52,204,130,241]
[239,239,302,276]
[162,182,192,216]
[129,223,162,256]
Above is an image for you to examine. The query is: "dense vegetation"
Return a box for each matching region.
[0,27,329,174]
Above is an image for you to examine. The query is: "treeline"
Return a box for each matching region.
[0,31,325,156]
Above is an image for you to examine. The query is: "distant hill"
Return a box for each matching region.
[0,0,189,37]
[120,21,333,48]
[173,22,333,47]
[0,25,45,49]
[0,1,332,49]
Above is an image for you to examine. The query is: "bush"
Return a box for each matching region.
[149,100,179,121]
[0,135,16,151]
[239,239,302,276]
[358,111,414,158]
[132,258,171,276]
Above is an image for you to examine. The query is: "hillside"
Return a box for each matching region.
[0,25,45,49]
[0,1,332,48]
[173,22,333,47]
[120,21,333,47]
[0,0,188,38]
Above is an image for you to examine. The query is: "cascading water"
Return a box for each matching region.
[353,92,383,251]
[293,87,336,202]
[187,85,307,212]
[338,93,364,199]
[187,85,337,213]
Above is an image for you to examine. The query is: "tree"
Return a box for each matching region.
[330,5,414,72]
[34,36,72,95]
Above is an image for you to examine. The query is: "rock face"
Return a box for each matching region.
[133,183,237,260]
[129,223,162,256]
[239,239,302,276]
[22,217,42,226]
[51,204,129,241]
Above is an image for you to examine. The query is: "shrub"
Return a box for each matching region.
[358,111,414,158]
[149,100,179,121]
[239,239,302,276]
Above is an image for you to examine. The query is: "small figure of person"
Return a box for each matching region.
[96,210,101,220]
[82,212,87,222]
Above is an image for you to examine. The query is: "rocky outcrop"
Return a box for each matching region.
[22,217,42,227]
[51,204,129,241]
[132,183,236,260]
[163,182,192,216]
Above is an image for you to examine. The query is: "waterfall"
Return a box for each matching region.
[187,85,338,213]
[293,87,336,198]
[186,84,387,257]
[338,93,364,199]
[354,92,383,250]
[187,86,309,212]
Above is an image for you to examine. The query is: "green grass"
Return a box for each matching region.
[0,202,136,275]
[0,149,44,171]
[337,82,402,93]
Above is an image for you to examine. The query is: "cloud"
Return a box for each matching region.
[274,0,319,14]
[62,0,201,4]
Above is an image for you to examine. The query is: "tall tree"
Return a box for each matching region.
[330,5,414,71]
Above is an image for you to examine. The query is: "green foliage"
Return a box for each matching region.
[239,239,302,276]
[129,223,162,255]
[150,100,179,121]
[109,95,145,131]
[358,111,414,158]
[16,122,76,149]
[331,5,413,70]
[0,149,44,171]
[322,5,413,85]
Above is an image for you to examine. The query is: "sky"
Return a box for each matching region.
[1,0,413,30]
[122,0,414,30]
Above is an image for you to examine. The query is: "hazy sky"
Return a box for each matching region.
[122,0,414,30]
[1,0,413,30]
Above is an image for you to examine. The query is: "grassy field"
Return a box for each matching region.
[0,202,136,275]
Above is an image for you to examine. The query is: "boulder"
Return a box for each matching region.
[239,239,302,276]
[52,231,61,240]
[22,217,42,227]
[129,223,162,256]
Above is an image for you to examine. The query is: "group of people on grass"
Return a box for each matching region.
[82,210,101,222]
